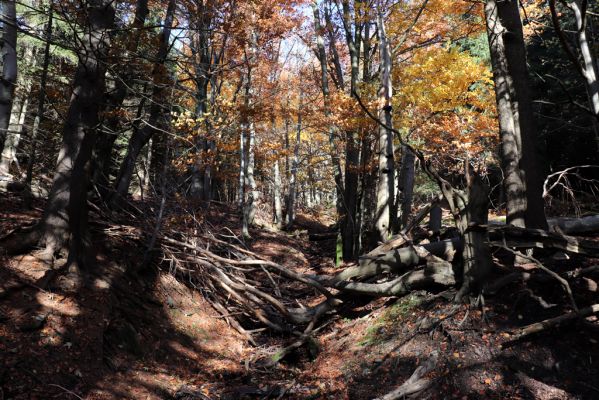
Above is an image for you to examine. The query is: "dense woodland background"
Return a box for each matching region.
[1,0,599,399]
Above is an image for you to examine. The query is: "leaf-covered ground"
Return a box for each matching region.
[1,193,598,399]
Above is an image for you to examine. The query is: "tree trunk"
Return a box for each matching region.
[37,0,114,261]
[0,0,17,155]
[0,40,35,176]
[245,121,259,226]
[25,5,53,186]
[273,159,283,229]
[375,11,395,240]
[0,92,29,175]
[92,0,149,198]
[110,0,175,205]
[312,0,344,217]
[398,145,415,229]
[484,0,547,230]
[340,0,362,261]
[285,90,302,228]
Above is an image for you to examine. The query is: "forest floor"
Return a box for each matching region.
[1,192,599,399]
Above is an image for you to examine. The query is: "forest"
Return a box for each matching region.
[1,0,599,398]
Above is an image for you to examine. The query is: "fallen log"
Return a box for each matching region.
[508,304,599,341]
[488,225,599,257]
[331,238,462,283]
[327,259,456,297]
[548,215,599,235]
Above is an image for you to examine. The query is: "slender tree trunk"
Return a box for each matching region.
[484,0,547,230]
[239,122,246,209]
[25,4,53,186]
[0,92,29,175]
[110,0,175,205]
[0,0,17,154]
[312,0,344,217]
[37,0,114,262]
[92,0,149,197]
[286,90,302,228]
[398,145,415,228]
[550,0,599,146]
[245,121,259,225]
[375,11,395,240]
[273,159,283,229]
[340,0,362,261]
[1,43,37,175]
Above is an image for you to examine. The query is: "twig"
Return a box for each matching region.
[47,384,84,400]
[495,242,578,312]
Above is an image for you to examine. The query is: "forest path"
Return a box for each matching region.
[2,194,599,399]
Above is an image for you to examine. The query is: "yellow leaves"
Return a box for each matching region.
[392,45,498,164]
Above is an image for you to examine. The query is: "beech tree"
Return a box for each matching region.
[0,0,17,158]
[484,0,548,230]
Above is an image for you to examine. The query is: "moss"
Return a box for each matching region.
[358,294,423,347]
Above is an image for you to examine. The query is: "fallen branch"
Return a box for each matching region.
[494,243,578,311]
[373,351,439,400]
[508,304,599,341]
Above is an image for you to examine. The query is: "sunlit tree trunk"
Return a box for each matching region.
[550,0,599,144]
[273,159,283,229]
[340,0,362,261]
[398,146,415,229]
[0,0,17,155]
[375,11,395,240]
[0,44,35,176]
[312,0,343,217]
[0,92,29,175]
[484,0,547,230]
[286,90,302,228]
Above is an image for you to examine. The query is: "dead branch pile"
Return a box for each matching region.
[150,212,599,346]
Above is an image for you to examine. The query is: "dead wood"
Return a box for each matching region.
[367,194,444,258]
[373,351,439,400]
[494,243,578,311]
[487,224,599,257]
[508,304,599,341]
[548,215,599,235]
[326,260,456,297]
[331,238,461,283]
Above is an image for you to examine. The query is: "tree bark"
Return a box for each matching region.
[37,0,114,260]
[92,0,149,198]
[312,0,344,217]
[26,5,52,186]
[0,43,35,175]
[340,0,362,261]
[0,0,17,155]
[375,11,395,240]
[398,145,415,229]
[285,90,302,228]
[273,159,283,229]
[110,0,175,205]
[484,0,547,230]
